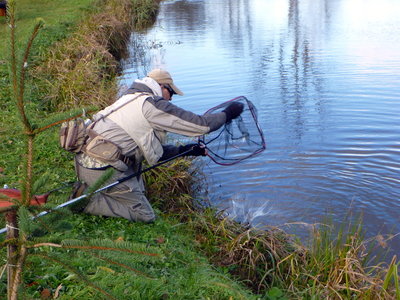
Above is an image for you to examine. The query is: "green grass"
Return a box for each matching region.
[0,0,94,61]
[0,213,256,299]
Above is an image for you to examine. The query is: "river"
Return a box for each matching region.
[120,0,400,256]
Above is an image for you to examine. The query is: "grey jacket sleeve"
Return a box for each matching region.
[142,98,226,136]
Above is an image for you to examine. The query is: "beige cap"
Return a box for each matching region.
[147,68,184,96]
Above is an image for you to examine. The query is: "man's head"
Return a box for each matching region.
[147,68,183,100]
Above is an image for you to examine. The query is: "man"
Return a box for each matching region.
[74,68,243,222]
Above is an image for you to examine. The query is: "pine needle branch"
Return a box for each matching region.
[8,0,18,119]
[31,173,51,196]
[17,207,34,236]
[86,168,115,196]
[90,252,154,278]
[33,106,98,134]
[30,239,159,257]
[22,136,34,205]
[7,0,31,134]
[0,238,18,249]
[61,239,159,257]
[32,252,117,300]
[18,18,44,110]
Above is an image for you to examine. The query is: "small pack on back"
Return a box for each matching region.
[59,118,89,153]
[59,94,144,155]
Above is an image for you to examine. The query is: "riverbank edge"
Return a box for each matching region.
[1,0,398,299]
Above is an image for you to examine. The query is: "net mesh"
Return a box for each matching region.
[199,96,266,165]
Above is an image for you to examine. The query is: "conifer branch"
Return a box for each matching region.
[91,252,153,278]
[7,1,30,134]
[8,1,18,119]
[19,19,44,115]
[63,244,159,256]
[32,252,117,300]
[31,173,51,196]
[0,207,16,213]
[30,242,62,248]
[18,207,34,236]
[0,238,18,249]
[85,168,115,195]
[33,108,97,134]
[31,241,159,257]
[23,136,34,204]
[10,241,28,300]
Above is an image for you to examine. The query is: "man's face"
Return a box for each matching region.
[161,84,174,101]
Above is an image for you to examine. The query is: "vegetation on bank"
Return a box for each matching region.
[0,0,399,299]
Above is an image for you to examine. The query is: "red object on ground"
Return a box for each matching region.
[0,1,6,17]
[0,188,48,209]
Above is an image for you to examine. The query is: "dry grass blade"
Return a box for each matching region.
[34,0,136,110]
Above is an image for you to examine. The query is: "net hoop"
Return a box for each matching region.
[200,96,266,166]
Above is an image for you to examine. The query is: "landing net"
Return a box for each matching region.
[200,96,266,165]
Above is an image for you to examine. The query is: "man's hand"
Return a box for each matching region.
[179,144,207,156]
[222,102,244,123]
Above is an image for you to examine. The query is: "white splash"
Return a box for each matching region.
[222,193,273,227]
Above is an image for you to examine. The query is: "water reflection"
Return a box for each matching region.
[121,0,400,256]
[162,0,206,35]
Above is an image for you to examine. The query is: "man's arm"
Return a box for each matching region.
[143,98,227,136]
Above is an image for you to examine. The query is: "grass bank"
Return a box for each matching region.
[0,0,399,299]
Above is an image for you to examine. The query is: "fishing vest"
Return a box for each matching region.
[96,93,166,165]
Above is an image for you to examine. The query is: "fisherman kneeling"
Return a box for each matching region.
[74,69,244,222]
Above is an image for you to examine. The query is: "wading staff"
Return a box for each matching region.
[0,146,199,234]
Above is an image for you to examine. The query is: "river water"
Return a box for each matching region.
[120,0,400,256]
